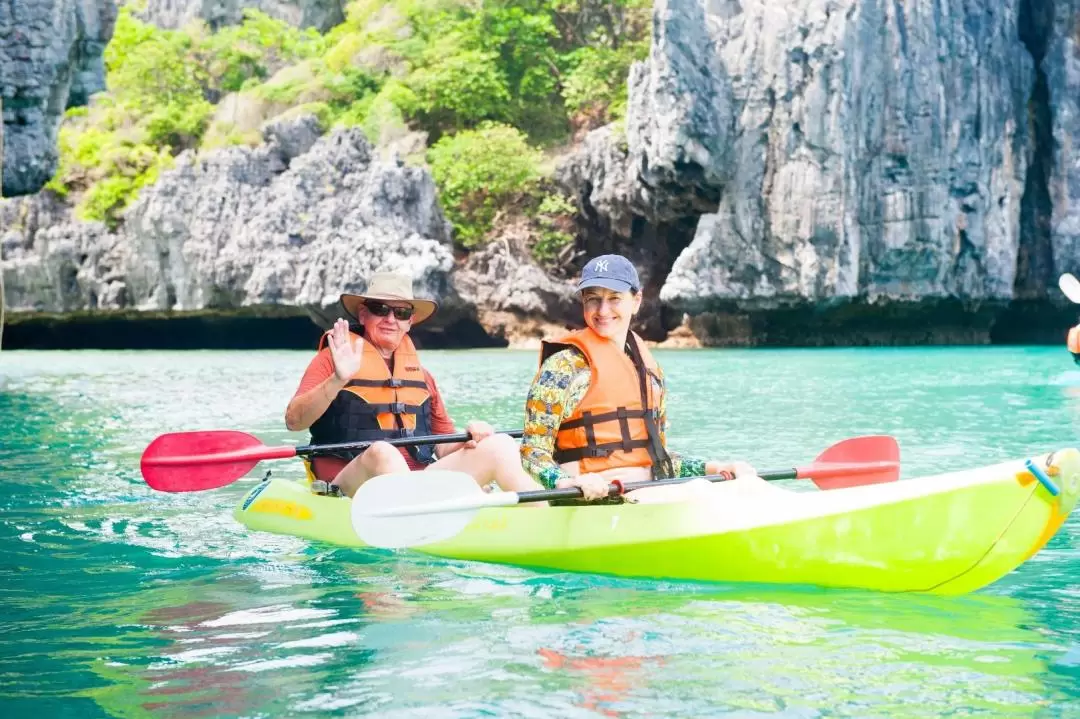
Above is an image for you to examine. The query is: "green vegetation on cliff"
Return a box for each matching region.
[49,0,649,253]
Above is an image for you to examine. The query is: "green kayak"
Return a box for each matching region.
[233,448,1080,594]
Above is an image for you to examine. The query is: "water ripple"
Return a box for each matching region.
[1,348,1078,716]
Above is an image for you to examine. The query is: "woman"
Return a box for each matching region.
[520,254,758,501]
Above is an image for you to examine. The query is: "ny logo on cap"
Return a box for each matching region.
[592,259,610,272]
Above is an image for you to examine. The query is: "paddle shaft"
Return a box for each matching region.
[294,429,524,458]
[512,473,749,504]
[512,461,895,504]
[144,430,524,468]
[366,461,899,517]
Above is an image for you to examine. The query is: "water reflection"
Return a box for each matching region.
[50,551,1066,717]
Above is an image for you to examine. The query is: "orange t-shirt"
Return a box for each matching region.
[292,348,456,479]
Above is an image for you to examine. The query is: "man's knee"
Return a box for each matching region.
[363,441,402,467]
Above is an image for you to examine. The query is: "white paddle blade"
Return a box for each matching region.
[350,470,487,548]
[1059,273,1080,304]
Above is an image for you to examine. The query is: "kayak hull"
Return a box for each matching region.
[233,448,1080,594]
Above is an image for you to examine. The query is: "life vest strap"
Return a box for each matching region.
[324,427,420,440]
[558,406,659,462]
[345,378,429,390]
[559,407,649,430]
[641,413,672,478]
[617,411,632,452]
[356,402,424,416]
[555,439,653,462]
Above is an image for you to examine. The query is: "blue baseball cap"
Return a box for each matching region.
[577,254,641,293]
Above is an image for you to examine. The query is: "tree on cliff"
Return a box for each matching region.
[44,0,649,255]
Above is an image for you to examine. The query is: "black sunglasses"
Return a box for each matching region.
[364,301,415,321]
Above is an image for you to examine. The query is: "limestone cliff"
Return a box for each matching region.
[1,0,117,196]
[5,0,1080,349]
[3,117,452,313]
[1,114,575,346]
[559,0,1080,344]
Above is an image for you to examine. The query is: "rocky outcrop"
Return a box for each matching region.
[123,116,455,314]
[556,0,735,340]
[1,0,117,197]
[665,0,1039,308]
[559,0,732,230]
[2,112,581,347]
[557,126,638,243]
[0,193,120,311]
[560,0,1079,344]
[451,227,580,348]
[623,0,732,223]
[132,0,345,32]
[1040,0,1080,294]
[2,116,458,319]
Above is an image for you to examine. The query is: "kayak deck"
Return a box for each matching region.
[233,448,1080,594]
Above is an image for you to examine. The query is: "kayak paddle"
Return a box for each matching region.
[140,429,524,492]
[1060,273,1080,304]
[351,435,901,548]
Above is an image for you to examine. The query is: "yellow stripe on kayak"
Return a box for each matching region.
[248,498,314,521]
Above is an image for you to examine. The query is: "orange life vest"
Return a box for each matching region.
[1069,325,1080,364]
[539,328,673,477]
[309,329,435,464]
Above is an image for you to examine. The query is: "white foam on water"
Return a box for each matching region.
[228,652,333,672]
[276,630,360,649]
[199,604,335,627]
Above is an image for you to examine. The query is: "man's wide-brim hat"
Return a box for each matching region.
[340,272,438,325]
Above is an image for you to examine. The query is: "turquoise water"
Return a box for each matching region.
[2,347,1079,717]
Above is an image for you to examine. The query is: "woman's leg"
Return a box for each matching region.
[427,433,544,493]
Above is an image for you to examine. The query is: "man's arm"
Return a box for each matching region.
[285,350,347,431]
[424,371,461,457]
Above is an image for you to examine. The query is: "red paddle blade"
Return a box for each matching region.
[141,430,292,492]
[800,435,901,489]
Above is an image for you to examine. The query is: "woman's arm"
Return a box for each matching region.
[520,349,591,489]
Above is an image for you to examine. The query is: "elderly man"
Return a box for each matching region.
[285,272,543,498]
